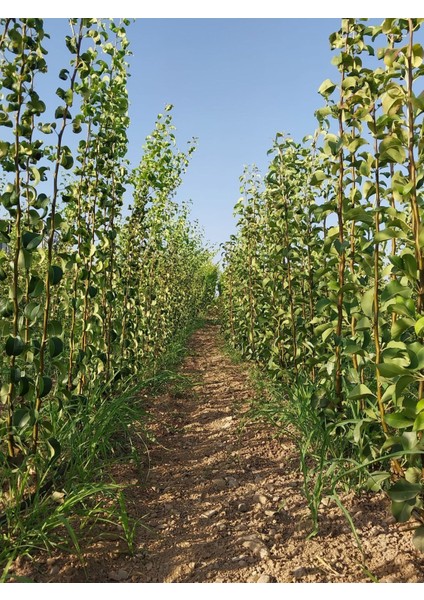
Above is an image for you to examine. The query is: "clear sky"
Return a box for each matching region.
[33,19,422,255]
[129,19,341,253]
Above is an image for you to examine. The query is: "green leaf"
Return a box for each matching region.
[374,228,404,243]
[385,412,414,429]
[19,376,30,396]
[405,467,422,484]
[64,89,73,106]
[348,384,375,400]
[0,141,10,158]
[318,79,337,97]
[391,317,414,340]
[365,471,390,492]
[18,249,32,270]
[377,362,410,377]
[379,135,406,164]
[383,48,401,67]
[413,412,424,431]
[47,320,63,336]
[5,336,24,357]
[22,231,43,251]
[49,337,64,359]
[47,437,61,463]
[28,276,44,298]
[415,316,424,336]
[39,376,52,398]
[395,375,415,399]
[403,253,418,280]
[387,479,422,502]
[392,499,417,523]
[356,317,371,331]
[345,206,373,224]
[88,285,98,298]
[361,288,374,318]
[12,408,31,429]
[382,280,412,301]
[49,265,63,285]
[60,152,73,170]
[342,75,357,90]
[412,44,423,68]
[310,170,326,186]
[412,526,424,552]
[10,367,21,384]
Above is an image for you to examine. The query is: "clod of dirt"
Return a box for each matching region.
[292,567,307,579]
[257,574,274,583]
[240,536,269,559]
[109,569,129,581]
[201,508,220,518]
[211,478,227,490]
[226,476,238,488]
[253,494,268,505]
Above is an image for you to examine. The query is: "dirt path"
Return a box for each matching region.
[11,323,424,582]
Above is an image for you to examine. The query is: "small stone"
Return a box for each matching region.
[215,578,224,583]
[292,567,307,578]
[201,508,219,518]
[212,478,227,490]
[264,510,275,517]
[257,574,273,583]
[254,494,267,505]
[109,569,129,581]
[242,539,269,559]
[238,560,248,567]
[227,477,238,488]
[238,503,249,513]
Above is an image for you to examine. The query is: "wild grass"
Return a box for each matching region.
[0,315,206,581]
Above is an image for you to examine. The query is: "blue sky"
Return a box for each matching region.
[127,19,341,251]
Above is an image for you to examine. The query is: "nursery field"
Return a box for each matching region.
[1,17,424,583]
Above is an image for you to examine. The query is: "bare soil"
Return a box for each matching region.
[9,323,424,582]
